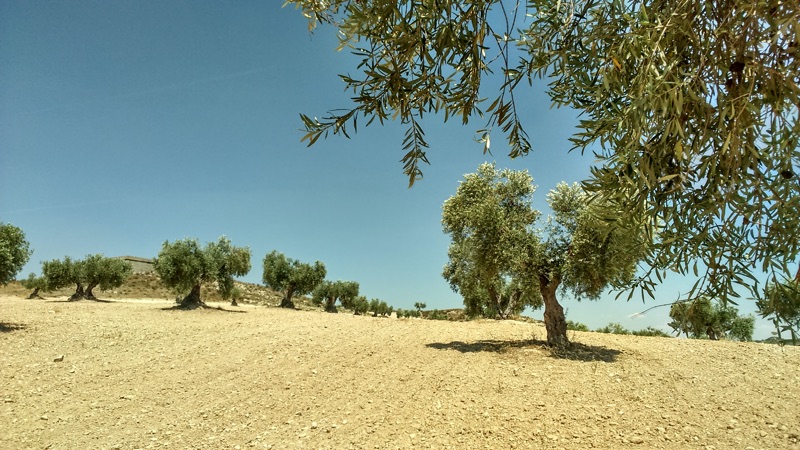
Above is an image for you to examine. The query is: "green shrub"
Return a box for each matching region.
[595,322,630,335]
[630,326,671,337]
[566,320,589,331]
[427,309,447,320]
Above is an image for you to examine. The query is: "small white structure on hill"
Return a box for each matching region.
[115,256,154,273]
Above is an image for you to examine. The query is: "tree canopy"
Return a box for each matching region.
[313,280,360,313]
[668,297,755,341]
[154,236,251,307]
[0,222,32,285]
[443,163,646,345]
[442,163,542,319]
[262,250,327,308]
[287,0,800,305]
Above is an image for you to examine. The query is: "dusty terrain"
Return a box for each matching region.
[1,295,798,450]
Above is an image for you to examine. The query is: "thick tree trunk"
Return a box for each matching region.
[27,288,42,299]
[85,283,98,300]
[324,297,338,313]
[540,275,568,347]
[280,286,295,308]
[180,284,203,308]
[69,284,86,301]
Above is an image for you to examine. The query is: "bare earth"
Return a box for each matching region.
[1,295,798,450]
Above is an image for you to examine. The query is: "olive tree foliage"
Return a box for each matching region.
[287,0,800,306]
[262,250,326,308]
[443,163,646,346]
[442,164,542,320]
[206,238,252,301]
[668,297,755,341]
[758,277,800,345]
[312,280,360,313]
[0,222,32,285]
[154,237,251,308]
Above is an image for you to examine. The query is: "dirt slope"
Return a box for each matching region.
[1,295,798,449]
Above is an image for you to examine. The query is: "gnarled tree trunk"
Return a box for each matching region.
[27,288,42,299]
[324,297,338,313]
[180,284,203,308]
[69,284,86,301]
[85,283,98,300]
[539,275,568,347]
[280,286,295,308]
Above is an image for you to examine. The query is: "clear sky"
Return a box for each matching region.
[0,1,776,338]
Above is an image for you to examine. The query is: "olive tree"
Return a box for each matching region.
[262,250,326,308]
[443,163,646,346]
[442,164,542,320]
[154,237,251,308]
[313,280,360,313]
[82,254,133,300]
[288,0,800,307]
[21,273,46,299]
[668,297,755,341]
[207,237,252,302]
[42,256,85,300]
[351,295,370,315]
[368,299,393,317]
[0,222,32,285]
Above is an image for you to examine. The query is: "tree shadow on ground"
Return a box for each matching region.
[0,322,27,333]
[425,339,621,362]
[44,298,114,303]
[160,303,247,313]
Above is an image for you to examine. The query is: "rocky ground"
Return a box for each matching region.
[1,295,798,449]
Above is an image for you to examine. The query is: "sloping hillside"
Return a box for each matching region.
[2,272,289,306]
[1,294,798,449]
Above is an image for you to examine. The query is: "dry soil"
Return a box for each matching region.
[1,295,798,449]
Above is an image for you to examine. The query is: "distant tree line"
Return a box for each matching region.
[3,220,797,345]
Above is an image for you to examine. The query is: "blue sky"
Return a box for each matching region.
[0,1,777,338]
